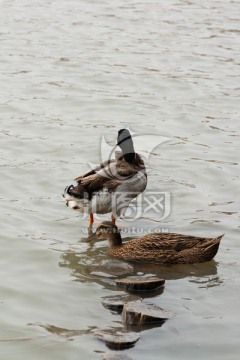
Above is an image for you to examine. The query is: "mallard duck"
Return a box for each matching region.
[88,221,223,264]
[63,129,147,228]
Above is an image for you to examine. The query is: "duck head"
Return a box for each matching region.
[117,129,135,163]
[88,221,122,247]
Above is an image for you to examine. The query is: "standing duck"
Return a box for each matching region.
[63,129,147,228]
[88,221,223,264]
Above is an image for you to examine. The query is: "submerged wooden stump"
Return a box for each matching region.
[95,329,139,350]
[115,277,165,292]
[102,294,141,312]
[102,353,133,360]
[123,300,175,326]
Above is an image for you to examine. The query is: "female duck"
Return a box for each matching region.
[88,221,223,264]
[63,129,147,227]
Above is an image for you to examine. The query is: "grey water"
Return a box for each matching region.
[0,0,240,359]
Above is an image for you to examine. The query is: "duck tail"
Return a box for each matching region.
[217,234,225,241]
[201,234,224,262]
[64,182,90,200]
[205,234,224,250]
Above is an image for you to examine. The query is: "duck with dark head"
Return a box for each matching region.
[63,129,147,230]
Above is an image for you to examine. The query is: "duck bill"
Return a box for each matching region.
[87,232,98,242]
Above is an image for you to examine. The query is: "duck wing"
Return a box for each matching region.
[78,155,141,190]
[69,152,146,200]
[135,233,217,252]
[75,159,115,181]
[65,159,117,199]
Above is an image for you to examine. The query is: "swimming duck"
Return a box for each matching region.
[88,221,223,264]
[63,129,147,228]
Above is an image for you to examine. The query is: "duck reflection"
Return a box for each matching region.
[59,245,134,291]
[34,323,97,339]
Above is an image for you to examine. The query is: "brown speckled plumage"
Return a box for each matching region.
[63,129,147,223]
[89,222,223,264]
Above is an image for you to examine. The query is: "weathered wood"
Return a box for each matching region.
[102,294,141,312]
[123,300,175,326]
[102,353,133,360]
[95,329,139,350]
[115,277,165,292]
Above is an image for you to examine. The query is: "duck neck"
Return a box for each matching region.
[107,232,123,248]
[122,150,135,163]
[118,130,135,163]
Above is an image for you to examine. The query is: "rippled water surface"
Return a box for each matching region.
[1,0,240,359]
